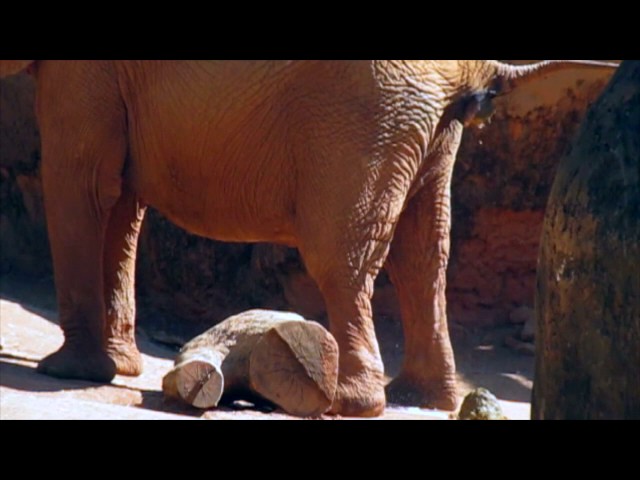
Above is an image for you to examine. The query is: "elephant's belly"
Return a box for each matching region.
[129,153,298,247]
[155,199,298,247]
[121,64,299,246]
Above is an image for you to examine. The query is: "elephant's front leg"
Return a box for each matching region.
[102,186,146,376]
[37,172,117,382]
[35,63,135,382]
[38,177,145,382]
[385,153,459,412]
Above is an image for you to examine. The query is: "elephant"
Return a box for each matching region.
[0,60,617,417]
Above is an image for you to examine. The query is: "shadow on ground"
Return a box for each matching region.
[1,271,534,411]
[0,272,178,361]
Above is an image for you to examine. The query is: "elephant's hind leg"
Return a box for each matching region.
[317,274,387,417]
[384,137,461,411]
[298,215,393,417]
[103,186,146,376]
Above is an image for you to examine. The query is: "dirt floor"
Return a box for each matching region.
[0,273,533,420]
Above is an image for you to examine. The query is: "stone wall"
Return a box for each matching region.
[0,73,47,277]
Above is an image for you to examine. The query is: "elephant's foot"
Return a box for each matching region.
[37,343,116,383]
[106,341,143,376]
[386,373,458,411]
[329,376,386,417]
[328,357,386,417]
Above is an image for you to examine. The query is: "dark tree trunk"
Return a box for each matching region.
[532,61,640,420]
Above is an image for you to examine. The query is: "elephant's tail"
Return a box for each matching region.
[491,60,619,91]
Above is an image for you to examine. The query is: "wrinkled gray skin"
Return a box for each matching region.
[0,60,617,416]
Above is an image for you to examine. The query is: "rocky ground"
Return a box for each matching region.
[0,274,533,420]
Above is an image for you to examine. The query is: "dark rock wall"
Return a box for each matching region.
[0,74,48,277]
[532,60,639,419]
